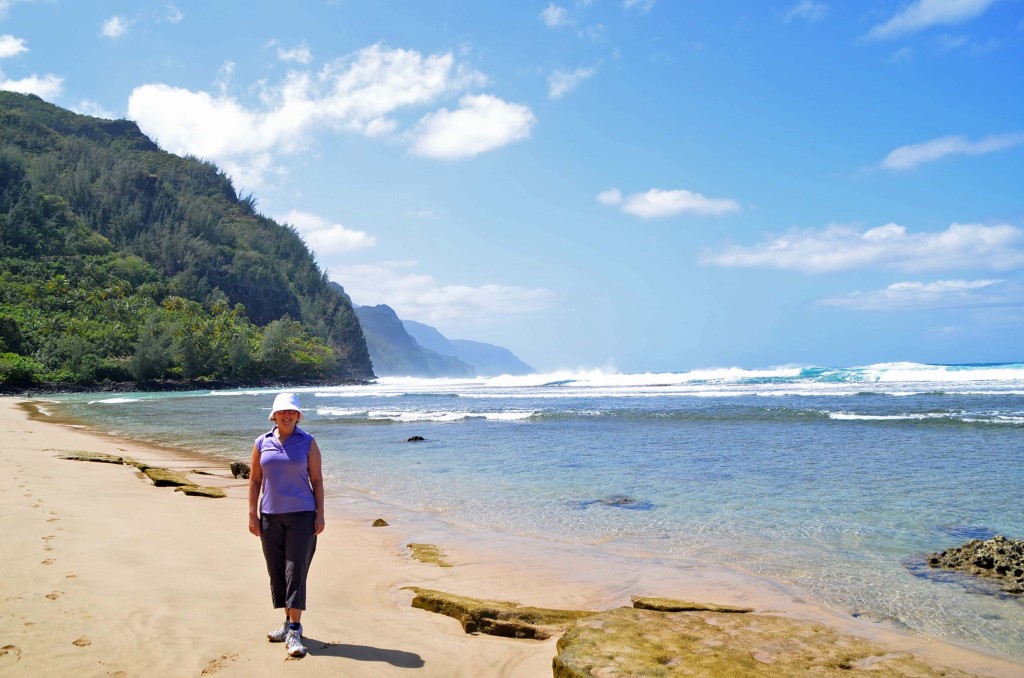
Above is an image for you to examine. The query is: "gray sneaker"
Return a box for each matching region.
[285,628,307,657]
[267,620,297,643]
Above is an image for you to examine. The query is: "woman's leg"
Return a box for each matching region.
[281,511,318,612]
[259,513,288,608]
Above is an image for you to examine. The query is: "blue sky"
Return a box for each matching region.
[2,1,1022,372]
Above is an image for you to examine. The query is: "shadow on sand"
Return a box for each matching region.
[303,637,425,668]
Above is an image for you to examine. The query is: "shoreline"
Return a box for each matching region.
[2,396,1022,677]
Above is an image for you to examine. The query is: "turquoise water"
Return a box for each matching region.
[42,362,1024,659]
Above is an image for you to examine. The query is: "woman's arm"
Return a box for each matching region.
[308,439,325,535]
[248,443,262,536]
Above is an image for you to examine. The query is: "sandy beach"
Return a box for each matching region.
[2,396,1022,678]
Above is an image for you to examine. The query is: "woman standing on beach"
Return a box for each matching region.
[248,392,325,658]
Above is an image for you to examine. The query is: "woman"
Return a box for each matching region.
[248,392,325,658]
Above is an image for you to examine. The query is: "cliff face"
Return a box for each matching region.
[354,305,475,378]
[403,320,534,376]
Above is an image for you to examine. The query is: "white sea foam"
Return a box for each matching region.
[88,397,142,404]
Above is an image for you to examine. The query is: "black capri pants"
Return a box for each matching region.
[260,510,318,610]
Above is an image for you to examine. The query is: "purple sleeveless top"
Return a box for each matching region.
[256,426,316,514]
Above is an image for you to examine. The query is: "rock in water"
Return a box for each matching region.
[927,535,1024,594]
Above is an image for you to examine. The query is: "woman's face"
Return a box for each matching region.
[274,409,300,426]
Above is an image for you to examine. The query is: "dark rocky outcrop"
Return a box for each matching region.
[406,436,425,442]
[229,462,250,479]
[927,535,1024,594]
[372,518,389,527]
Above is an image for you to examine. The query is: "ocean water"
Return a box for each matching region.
[41,361,1024,659]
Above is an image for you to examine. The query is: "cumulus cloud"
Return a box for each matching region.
[337,261,554,324]
[702,222,1024,273]
[128,44,519,184]
[540,3,570,27]
[409,94,535,159]
[0,73,62,99]
[101,15,130,38]
[881,133,1024,170]
[820,279,1007,310]
[0,34,27,58]
[867,0,998,39]
[784,1,827,23]
[548,67,596,99]
[278,209,376,255]
[598,187,741,218]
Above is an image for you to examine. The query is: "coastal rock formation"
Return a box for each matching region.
[142,467,194,488]
[403,587,594,639]
[406,543,452,568]
[406,436,426,442]
[175,486,225,498]
[553,607,974,678]
[631,596,754,614]
[229,462,250,479]
[928,535,1024,594]
[57,451,123,464]
[372,518,389,527]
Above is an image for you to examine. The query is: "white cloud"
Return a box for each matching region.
[278,209,376,255]
[0,73,62,99]
[881,133,1024,170]
[101,15,130,39]
[821,279,1004,310]
[623,0,655,11]
[540,3,570,27]
[0,34,27,58]
[784,1,827,23]
[703,222,1024,273]
[409,94,535,159]
[128,44,505,185]
[598,187,741,218]
[72,99,117,119]
[277,43,312,64]
[337,261,554,324]
[548,67,596,100]
[868,0,998,39]
[165,3,183,23]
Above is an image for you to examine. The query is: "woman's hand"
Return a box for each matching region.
[314,513,325,535]
[248,511,261,536]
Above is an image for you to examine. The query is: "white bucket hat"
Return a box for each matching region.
[268,392,303,421]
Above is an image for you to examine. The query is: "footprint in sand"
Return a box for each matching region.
[1,644,22,661]
[45,591,63,601]
[41,558,55,566]
[43,546,54,552]
[72,637,91,647]
[47,518,59,523]
[66,573,78,580]
[200,652,239,675]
